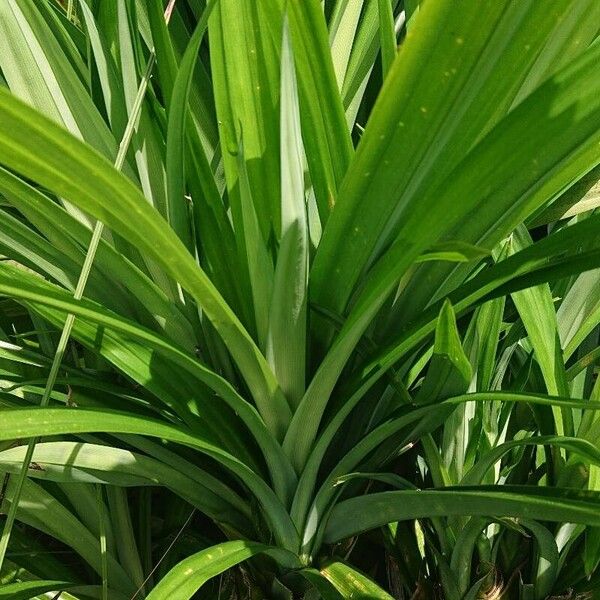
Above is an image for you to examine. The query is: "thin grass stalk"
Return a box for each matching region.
[66,0,75,22]
[0,3,174,570]
[98,485,109,600]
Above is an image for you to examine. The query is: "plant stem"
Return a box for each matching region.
[66,0,75,22]
[98,485,109,600]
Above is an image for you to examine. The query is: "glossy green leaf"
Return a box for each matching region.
[509,226,569,397]
[297,391,600,555]
[0,166,196,349]
[0,260,297,503]
[298,568,344,600]
[312,0,590,322]
[377,0,396,78]
[530,163,600,226]
[460,436,600,486]
[0,87,291,440]
[414,300,471,405]
[416,241,491,264]
[324,486,600,543]
[320,561,394,599]
[0,441,252,533]
[2,477,134,593]
[164,0,215,249]
[208,0,280,239]
[559,267,600,361]
[329,1,363,90]
[164,0,246,324]
[0,581,76,600]
[237,141,274,349]
[286,39,600,471]
[146,541,300,599]
[286,0,353,220]
[0,407,299,550]
[359,215,600,405]
[266,19,308,408]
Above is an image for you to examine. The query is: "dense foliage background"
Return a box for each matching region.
[0,0,600,598]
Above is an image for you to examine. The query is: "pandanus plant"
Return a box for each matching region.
[1,0,600,598]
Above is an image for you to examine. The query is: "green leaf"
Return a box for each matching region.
[0,208,79,291]
[297,392,600,556]
[79,0,127,137]
[164,0,215,250]
[474,296,506,392]
[509,225,570,436]
[0,0,122,226]
[286,0,353,220]
[311,0,590,322]
[324,486,600,543]
[0,442,250,530]
[0,407,299,550]
[523,519,559,599]
[530,163,600,226]
[377,0,396,78]
[0,581,79,600]
[414,300,471,405]
[0,0,112,156]
[559,267,600,361]
[208,0,281,240]
[329,0,364,90]
[0,165,196,349]
[106,486,145,592]
[582,377,600,576]
[341,0,399,123]
[265,18,308,408]
[0,86,291,440]
[380,0,600,333]
[320,560,394,599]
[0,260,297,505]
[510,226,569,395]
[164,0,247,326]
[415,241,491,264]
[286,38,600,471]
[460,435,600,486]
[145,541,300,599]
[359,215,600,406]
[237,140,275,349]
[115,0,170,221]
[2,477,134,593]
[298,568,344,600]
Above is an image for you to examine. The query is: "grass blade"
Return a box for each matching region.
[266,17,308,408]
[324,487,600,543]
[145,541,300,599]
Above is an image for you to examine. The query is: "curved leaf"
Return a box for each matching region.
[0,87,291,440]
[357,215,600,408]
[461,435,600,486]
[324,486,600,543]
[287,34,600,470]
[297,392,600,554]
[0,580,75,600]
[298,568,344,600]
[145,541,300,599]
[165,0,215,249]
[0,408,299,551]
[320,560,394,599]
[0,442,252,532]
[0,260,297,504]
[2,477,134,593]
